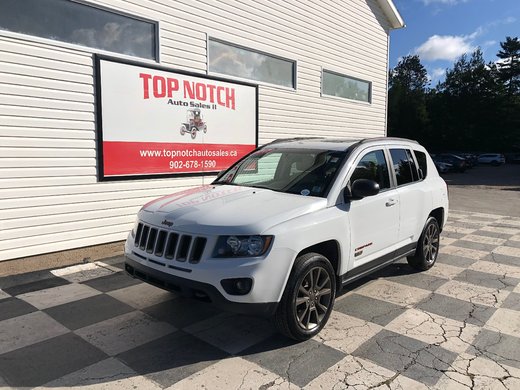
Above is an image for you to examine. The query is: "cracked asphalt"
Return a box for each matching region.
[1,166,520,389]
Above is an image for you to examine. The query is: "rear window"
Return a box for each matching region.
[413,150,428,179]
[389,149,420,186]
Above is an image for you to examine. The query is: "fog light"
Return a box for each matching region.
[221,278,253,295]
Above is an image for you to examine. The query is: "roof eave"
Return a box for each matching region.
[377,0,405,29]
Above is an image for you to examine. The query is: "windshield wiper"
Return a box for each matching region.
[212,181,238,185]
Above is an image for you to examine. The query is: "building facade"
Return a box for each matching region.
[0,0,403,262]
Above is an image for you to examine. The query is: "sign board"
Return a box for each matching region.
[95,56,258,180]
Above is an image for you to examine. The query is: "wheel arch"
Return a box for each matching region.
[429,207,445,232]
[296,240,341,278]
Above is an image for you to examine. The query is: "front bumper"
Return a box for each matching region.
[125,256,278,317]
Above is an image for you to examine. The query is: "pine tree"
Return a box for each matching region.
[497,36,520,95]
[388,55,430,143]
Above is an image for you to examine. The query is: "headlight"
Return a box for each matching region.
[213,235,273,258]
[130,219,139,239]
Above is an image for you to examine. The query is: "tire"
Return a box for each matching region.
[407,217,440,271]
[203,125,207,133]
[191,127,197,139]
[491,160,499,166]
[274,252,336,341]
[180,125,187,135]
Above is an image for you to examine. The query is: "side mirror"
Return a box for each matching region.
[345,179,380,200]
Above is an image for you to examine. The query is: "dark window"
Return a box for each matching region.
[0,0,158,60]
[349,150,390,190]
[322,70,371,103]
[390,149,420,186]
[209,38,295,88]
[413,150,428,179]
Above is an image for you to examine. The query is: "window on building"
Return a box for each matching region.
[0,0,158,60]
[322,70,371,103]
[208,38,295,88]
[390,149,420,186]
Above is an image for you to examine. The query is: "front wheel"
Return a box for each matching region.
[274,253,336,341]
[191,127,197,139]
[407,217,440,271]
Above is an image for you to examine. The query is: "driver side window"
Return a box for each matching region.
[349,150,390,190]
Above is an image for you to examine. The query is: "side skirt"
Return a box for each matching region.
[340,243,417,287]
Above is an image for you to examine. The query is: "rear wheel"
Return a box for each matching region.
[274,252,336,341]
[407,217,440,271]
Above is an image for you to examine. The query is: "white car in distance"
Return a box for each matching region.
[125,137,449,340]
[477,153,505,166]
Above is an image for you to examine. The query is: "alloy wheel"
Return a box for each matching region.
[423,223,439,264]
[295,266,333,331]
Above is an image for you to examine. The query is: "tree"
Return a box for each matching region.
[497,36,520,95]
[388,55,430,143]
[440,49,499,98]
[388,40,520,152]
[389,55,429,91]
[434,49,505,150]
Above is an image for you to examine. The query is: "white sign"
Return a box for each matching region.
[96,56,257,178]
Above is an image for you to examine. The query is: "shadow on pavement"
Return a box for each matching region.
[442,164,520,188]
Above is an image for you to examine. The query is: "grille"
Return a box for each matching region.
[134,222,207,264]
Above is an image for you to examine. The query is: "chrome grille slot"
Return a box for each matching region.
[189,237,207,263]
[133,222,207,264]
[155,231,167,257]
[164,233,179,259]
[139,225,149,250]
[177,235,192,261]
[134,223,143,246]
[146,228,158,253]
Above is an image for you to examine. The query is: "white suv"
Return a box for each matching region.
[477,153,505,165]
[125,137,448,340]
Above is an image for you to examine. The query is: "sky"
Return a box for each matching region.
[390,0,520,84]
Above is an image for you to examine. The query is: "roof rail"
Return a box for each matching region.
[263,137,324,146]
[357,136,419,145]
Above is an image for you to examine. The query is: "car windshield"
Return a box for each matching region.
[213,148,348,197]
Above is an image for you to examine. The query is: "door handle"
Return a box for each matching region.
[385,199,397,207]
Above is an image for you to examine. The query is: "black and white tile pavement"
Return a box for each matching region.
[1,210,520,389]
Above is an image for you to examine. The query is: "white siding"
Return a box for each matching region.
[0,0,392,261]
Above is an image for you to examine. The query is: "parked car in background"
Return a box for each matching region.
[478,153,506,166]
[434,161,452,174]
[460,153,478,168]
[433,154,467,172]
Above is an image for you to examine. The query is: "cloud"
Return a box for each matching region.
[415,34,476,61]
[426,68,446,83]
[432,68,446,78]
[414,14,515,62]
[488,16,517,27]
[483,40,497,47]
[420,0,469,5]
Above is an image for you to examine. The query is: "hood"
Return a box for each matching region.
[139,185,327,235]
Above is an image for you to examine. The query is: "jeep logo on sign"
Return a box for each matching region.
[161,219,174,227]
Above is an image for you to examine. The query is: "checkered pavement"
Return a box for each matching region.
[1,210,520,389]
